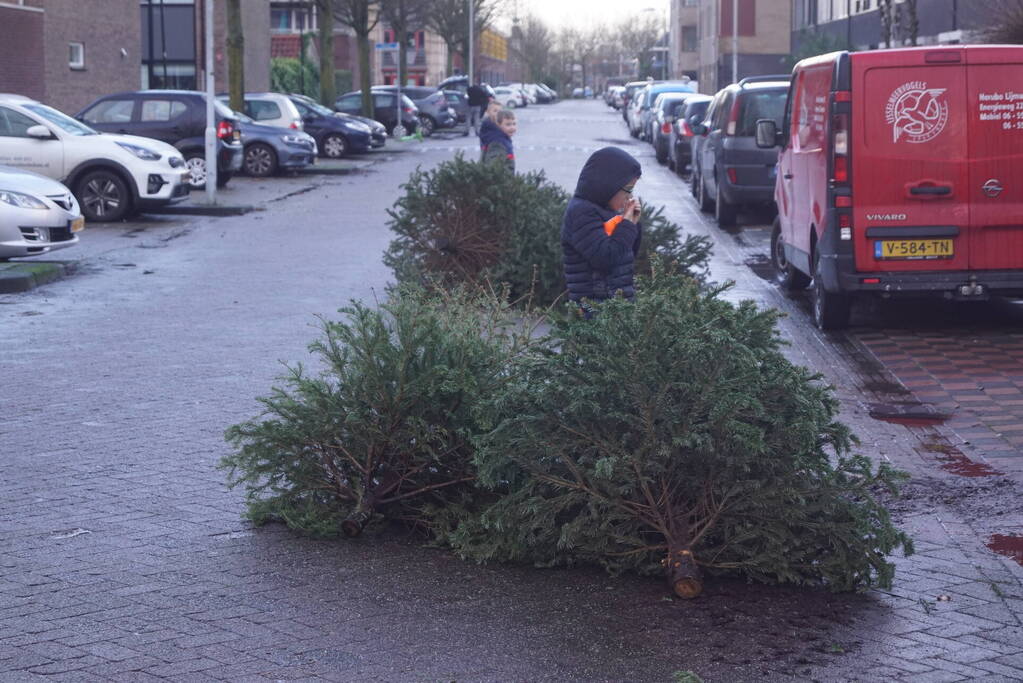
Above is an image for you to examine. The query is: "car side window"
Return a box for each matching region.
[712,92,733,131]
[335,96,358,110]
[0,106,38,137]
[80,98,135,124]
[250,100,282,121]
[373,94,395,109]
[140,99,186,122]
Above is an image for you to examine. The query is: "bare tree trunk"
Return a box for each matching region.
[226,0,245,112]
[319,3,336,106]
[880,0,893,48]
[358,32,374,117]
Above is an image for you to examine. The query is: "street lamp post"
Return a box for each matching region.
[731,0,738,84]
[204,0,217,203]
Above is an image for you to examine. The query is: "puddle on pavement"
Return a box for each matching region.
[867,402,951,427]
[987,534,1023,566]
[920,438,1003,477]
[743,254,773,281]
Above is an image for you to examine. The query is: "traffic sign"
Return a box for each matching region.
[375,42,400,50]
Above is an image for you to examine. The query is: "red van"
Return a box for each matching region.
[757,46,1023,329]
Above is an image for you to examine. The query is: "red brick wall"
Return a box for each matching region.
[43,0,141,113]
[0,6,45,101]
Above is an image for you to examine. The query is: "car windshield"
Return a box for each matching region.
[235,111,254,123]
[303,99,334,116]
[23,103,97,136]
[737,90,787,136]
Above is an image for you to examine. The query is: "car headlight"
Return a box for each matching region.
[281,134,308,145]
[168,156,184,168]
[116,142,162,161]
[0,189,48,210]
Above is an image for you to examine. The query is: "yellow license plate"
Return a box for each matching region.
[875,239,953,260]
[70,216,85,233]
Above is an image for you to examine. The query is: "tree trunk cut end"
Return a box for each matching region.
[664,548,702,599]
[341,509,372,538]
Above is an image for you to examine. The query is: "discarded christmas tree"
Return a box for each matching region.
[450,264,913,597]
[221,286,531,538]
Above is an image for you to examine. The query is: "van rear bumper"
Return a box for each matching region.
[831,257,1023,297]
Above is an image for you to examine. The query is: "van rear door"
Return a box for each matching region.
[965,46,1023,270]
[852,48,969,273]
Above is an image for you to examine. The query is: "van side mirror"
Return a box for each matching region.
[755,119,780,148]
[26,125,53,139]
[690,122,708,136]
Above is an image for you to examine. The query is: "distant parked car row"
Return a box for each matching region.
[0,78,559,262]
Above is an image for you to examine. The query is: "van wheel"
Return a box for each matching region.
[771,219,810,290]
[812,250,852,330]
[715,190,737,227]
[697,175,713,213]
[77,170,131,222]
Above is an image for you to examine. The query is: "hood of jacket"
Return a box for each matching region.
[573,146,641,207]
[478,117,507,148]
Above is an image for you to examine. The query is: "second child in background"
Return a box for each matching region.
[480,109,516,172]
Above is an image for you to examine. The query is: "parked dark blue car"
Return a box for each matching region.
[233,111,316,177]
[287,95,375,158]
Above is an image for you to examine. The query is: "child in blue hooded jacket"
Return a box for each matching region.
[561,146,642,309]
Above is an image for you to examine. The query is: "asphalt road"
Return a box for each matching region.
[1,99,1022,682]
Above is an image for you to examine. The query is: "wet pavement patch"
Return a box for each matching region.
[866,401,951,426]
[743,254,774,282]
[987,533,1023,566]
[920,437,1003,477]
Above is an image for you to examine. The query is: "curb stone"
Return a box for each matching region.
[0,261,76,293]
[141,204,262,217]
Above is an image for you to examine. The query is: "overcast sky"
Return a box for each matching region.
[519,0,670,30]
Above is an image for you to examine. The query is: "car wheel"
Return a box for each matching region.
[812,248,852,330]
[771,218,811,290]
[714,186,738,227]
[697,174,713,213]
[184,152,214,190]
[77,170,131,222]
[418,115,435,137]
[243,143,278,177]
[655,142,668,165]
[323,133,350,158]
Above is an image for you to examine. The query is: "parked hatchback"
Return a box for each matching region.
[334,91,419,137]
[228,92,303,130]
[0,94,189,222]
[371,86,454,137]
[691,76,789,227]
[232,111,316,177]
[670,94,712,177]
[0,165,82,259]
[77,90,243,190]
[289,93,387,150]
[287,95,375,158]
[651,92,691,165]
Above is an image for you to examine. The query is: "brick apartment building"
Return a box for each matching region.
[696,0,792,93]
[669,0,700,81]
[791,0,996,54]
[0,0,269,115]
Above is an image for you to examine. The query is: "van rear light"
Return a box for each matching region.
[727,167,737,184]
[834,155,848,182]
[862,277,880,284]
[662,122,672,134]
[838,214,851,228]
[835,195,852,207]
[831,112,851,185]
[681,121,694,137]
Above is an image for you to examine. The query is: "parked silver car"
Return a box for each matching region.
[0,165,82,260]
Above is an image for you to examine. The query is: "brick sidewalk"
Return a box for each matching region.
[1,100,1021,681]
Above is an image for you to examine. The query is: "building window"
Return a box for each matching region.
[69,42,85,70]
[682,25,697,52]
[270,5,317,33]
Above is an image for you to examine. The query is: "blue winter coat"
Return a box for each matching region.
[561,147,642,303]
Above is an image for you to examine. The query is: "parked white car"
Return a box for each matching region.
[0,94,189,222]
[0,165,83,260]
[492,87,522,109]
[217,92,304,131]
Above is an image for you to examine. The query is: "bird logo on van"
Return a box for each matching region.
[885,81,949,144]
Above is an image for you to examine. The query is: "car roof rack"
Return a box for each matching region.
[737,75,791,86]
